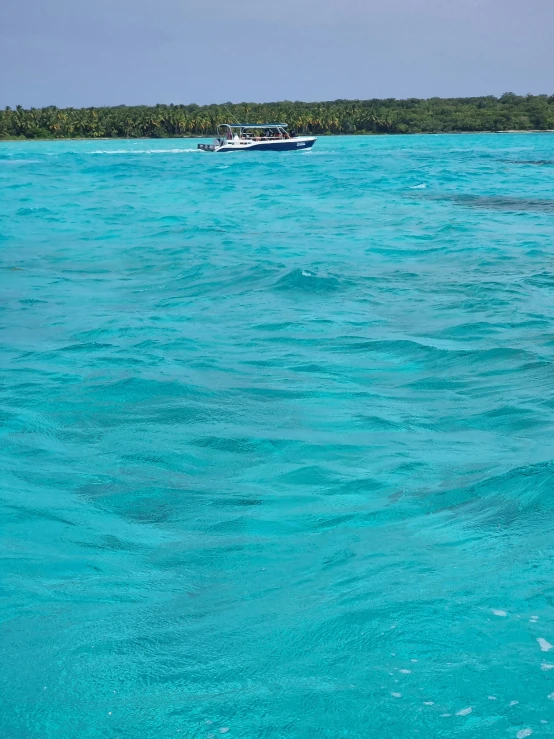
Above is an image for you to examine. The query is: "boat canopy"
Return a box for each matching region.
[223,123,288,129]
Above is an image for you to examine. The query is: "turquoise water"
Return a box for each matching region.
[2,134,554,738]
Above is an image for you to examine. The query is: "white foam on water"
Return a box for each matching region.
[456,707,473,716]
[219,729,230,734]
[410,184,427,189]
[90,148,199,154]
[391,692,402,698]
[411,659,418,663]
[516,730,532,739]
[423,702,434,706]
[537,638,553,652]
[488,696,497,700]
[301,271,313,277]
[548,692,554,700]
[541,663,554,670]
[492,609,507,617]
[510,701,519,706]
[541,720,549,724]
[399,669,411,674]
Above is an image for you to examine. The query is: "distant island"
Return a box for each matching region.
[2,94,554,139]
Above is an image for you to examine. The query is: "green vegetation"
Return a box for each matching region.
[2,94,554,139]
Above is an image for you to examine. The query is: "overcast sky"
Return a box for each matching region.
[1,0,553,108]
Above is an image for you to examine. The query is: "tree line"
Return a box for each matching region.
[2,94,554,139]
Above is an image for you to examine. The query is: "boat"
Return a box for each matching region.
[198,124,316,153]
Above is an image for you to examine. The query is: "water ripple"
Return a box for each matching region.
[2,134,554,738]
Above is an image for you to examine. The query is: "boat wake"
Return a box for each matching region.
[90,148,201,155]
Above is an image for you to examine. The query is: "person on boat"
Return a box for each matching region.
[290,129,298,138]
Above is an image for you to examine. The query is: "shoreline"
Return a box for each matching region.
[2,130,554,143]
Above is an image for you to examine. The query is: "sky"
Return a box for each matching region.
[1,0,553,108]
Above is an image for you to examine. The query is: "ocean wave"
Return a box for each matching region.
[273,268,342,293]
